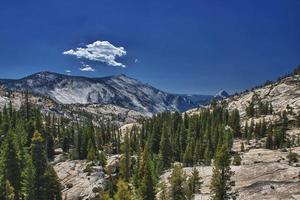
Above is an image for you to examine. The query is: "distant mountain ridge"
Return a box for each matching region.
[215,90,230,99]
[0,71,228,115]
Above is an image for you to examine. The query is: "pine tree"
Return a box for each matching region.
[2,130,21,199]
[120,133,131,181]
[259,118,267,138]
[168,164,187,200]
[265,129,274,150]
[210,145,235,200]
[113,179,132,200]
[5,181,15,200]
[246,101,255,117]
[21,155,36,200]
[42,167,62,200]
[159,123,172,169]
[229,109,241,138]
[137,147,155,200]
[204,129,213,166]
[183,142,194,167]
[204,143,212,166]
[240,142,245,152]
[47,133,55,160]
[100,192,113,200]
[31,131,48,198]
[248,119,254,141]
[186,167,203,200]
[232,153,242,166]
[87,139,96,161]
[243,121,248,139]
[157,182,168,200]
[99,151,107,167]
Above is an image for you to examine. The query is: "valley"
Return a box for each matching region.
[0,69,299,200]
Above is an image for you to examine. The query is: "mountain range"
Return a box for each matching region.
[0,71,228,115]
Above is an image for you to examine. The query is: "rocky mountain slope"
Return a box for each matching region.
[226,74,300,119]
[160,146,300,200]
[187,74,300,125]
[0,89,145,126]
[181,72,300,200]
[0,71,218,115]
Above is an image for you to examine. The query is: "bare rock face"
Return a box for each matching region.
[186,75,300,127]
[160,147,300,200]
[105,154,122,174]
[227,75,300,119]
[54,160,107,200]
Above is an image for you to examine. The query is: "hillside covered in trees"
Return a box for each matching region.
[1,68,300,200]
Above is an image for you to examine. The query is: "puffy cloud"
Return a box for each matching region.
[65,70,71,73]
[79,63,95,72]
[63,40,126,67]
[134,58,138,63]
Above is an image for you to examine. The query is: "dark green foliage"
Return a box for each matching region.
[229,109,241,138]
[0,100,62,200]
[246,99,273,118]
[232,153,242,166]
[157,182,168,200]
[99,151,107,167]
[1,130,21,199]
[186,167,203,200]
[0,94,244,200]
[159,123,173,169]
[42,167,62,200]
[168,164,186,200]
[119,133,131,181]
[87,139,96,161]
[137,147,155,200]
[246,101,255,118]
[240,142,245,152]
[287,150,299,164]
[31,132,48,198]
[113,179,132,200]
[210,145,235,200]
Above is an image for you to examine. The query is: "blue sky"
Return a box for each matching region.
[0,0,299,94]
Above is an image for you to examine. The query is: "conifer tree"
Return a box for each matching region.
[1,130,21,199]
[42,167,62,200]
[47,133,55,160]
[113,179,132,200]
[99,151,107,167]
[229,109,241,138]
[232,153,242,166]
[159,123,172,169]
[87,139,96,161]
[137,146,155,200]
[210,145,235,200]
[186,167,203,200]
[21,155,36,200]
[31,131,48,197]
[243,121,248,139]
[246,101,255,118]
[5,181,15,200]
[168,164,187,200]
[204,143,212,166]
[265,127,274,150]
[183,142,194,167]
[100,192,113,200]
[157,182,168,200]
[248,119,254,141]
[120,133,131,181]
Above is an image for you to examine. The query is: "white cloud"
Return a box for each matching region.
[134,58,138,63]
[65,70,71,73]
[63,40,127,67]
[79,63,95,72]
